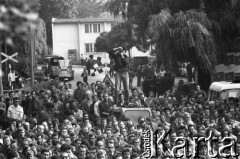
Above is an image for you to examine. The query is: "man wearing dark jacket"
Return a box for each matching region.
[21,92,40,117]
[108,47,129,104]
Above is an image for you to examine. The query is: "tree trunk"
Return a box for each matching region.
[199,0,205,11]
[195,66,198,84]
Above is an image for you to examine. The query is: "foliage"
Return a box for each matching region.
[95,32,112,52]
[148,9,218,71]
[39,0,105,46]
[39,0,78,46]
[76,0,105,18]
[34,70,44,82]
[0,0,39,47]
[35,18,48,55]
[12,57,31,78]
[25,79,60,92]
[95,22,135,52]
[104,0,129,20]
[104,0,205,51]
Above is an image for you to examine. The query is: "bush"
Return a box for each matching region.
[12,57,30,78]
[31,79,60,92]
[37,57,45,64]
[34,70,44,76]
[34,70,45,82]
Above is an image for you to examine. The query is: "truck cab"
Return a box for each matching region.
[58,60,74,81]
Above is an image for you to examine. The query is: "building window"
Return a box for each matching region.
[85,24,92,33]
[85,43,95,53]
[93,24,101,33]
[85,24,100,33]
[68,50,76,60]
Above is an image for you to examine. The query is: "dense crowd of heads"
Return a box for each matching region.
[0,80,238,159]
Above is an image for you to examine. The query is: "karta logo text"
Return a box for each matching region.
[141,129,240,158]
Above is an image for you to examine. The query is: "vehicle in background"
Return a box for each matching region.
[208,81,240,101]
[43,55,64,79]
[58,60,74,81]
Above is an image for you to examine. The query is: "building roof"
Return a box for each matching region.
[52,18,122,24]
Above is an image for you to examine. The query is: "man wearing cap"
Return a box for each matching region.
[7,97,24,121]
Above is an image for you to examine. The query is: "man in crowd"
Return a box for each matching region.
[7,97,24,122]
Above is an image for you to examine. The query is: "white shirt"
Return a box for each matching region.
[94,100,101,117]
[7,105,24,121]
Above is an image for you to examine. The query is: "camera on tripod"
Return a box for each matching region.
[107,46,128,59]
[107,46,128,72]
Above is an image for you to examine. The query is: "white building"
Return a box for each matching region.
[52,18,121,62]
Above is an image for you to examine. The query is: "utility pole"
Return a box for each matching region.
[0,43,3,95]
[5,36,7,74]
[30,25,35,85]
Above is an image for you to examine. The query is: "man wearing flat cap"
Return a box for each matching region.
[7,97,24,121]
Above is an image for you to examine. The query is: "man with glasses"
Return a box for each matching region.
[7,97,24,122]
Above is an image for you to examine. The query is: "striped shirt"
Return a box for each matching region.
[7,105,24,121]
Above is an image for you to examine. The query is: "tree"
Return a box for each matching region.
[0,0,39,90]
[105,0,204,50]
[39,0,78,46]
[0,0,39,46]
[95,22,135,52]
[39,0,106,47]
[76,0,105,18]
[148,9,218,72]
[95,32,112,52]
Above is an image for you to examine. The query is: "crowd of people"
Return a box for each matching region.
[0,78,239,159]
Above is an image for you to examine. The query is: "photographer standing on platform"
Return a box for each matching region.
[107,47,129,104]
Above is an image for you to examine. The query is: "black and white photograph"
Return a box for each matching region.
[0,0,239,158]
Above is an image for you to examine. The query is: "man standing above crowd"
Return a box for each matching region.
[108,47,129,104]
[7,97,24,121]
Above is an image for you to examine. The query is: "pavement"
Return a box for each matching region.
[68,66,140,90]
